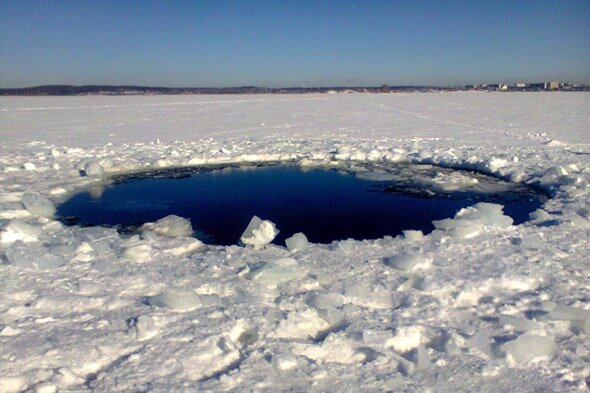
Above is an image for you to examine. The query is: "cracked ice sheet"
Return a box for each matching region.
[0,92,589,392]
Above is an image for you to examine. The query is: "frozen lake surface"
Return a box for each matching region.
[58,165,544,245]
[0,93,589,392]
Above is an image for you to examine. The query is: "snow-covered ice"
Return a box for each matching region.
[0,92,589,392]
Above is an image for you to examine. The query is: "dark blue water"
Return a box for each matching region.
[57,165,544,245]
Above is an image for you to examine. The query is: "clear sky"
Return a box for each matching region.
[1,0,589,88]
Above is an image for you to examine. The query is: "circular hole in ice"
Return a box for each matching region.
[57,163,546,245]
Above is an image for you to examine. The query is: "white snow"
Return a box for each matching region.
[0,92,589,392]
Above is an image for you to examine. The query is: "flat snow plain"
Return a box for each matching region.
[0,92,589,392]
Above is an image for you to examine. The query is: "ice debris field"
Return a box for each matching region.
[0,92,589,392]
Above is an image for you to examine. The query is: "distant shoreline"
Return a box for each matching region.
[2,84,588,96]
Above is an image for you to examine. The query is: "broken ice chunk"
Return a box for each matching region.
[546,305,590,321]
[133,315,157,341]
[122,244,152,263]
[363,329,395,350]
[140,215,194,238]
[0,219,43,243]
[271,352,298,371]
[432,202,513,239]
[21,193,56,218]
[83,160,106,179]
[285,232,309,253]
[250,258,304,286]
[388,326,423,353]
[499,314,543,332]
[383,253,428,271]
[501,334,557,364]
[529,209,550,221]
[5,242,65,270]
[240,215,279,248]
[402,230,424,241]
[306,292,344,310]
[149,289,202,311]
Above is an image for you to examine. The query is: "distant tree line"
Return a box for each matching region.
[1,84,587,96]
[0,84,460,96]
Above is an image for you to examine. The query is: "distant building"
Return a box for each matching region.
[514,82,527,88]
[545,81,560,90]
[499,83,509,91]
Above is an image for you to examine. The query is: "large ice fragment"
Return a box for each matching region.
[546,305,590,321]
[5,242,65,270]
[501,334,557,364]
[432,202,513,239]
[250,258,304,286]
[83,160,106,179]
[285,232,309,253]
[149,289,202,311]
[140,215,193,237]
[0,219,43,243]
[21,193,56,218]
[240,215,279,248]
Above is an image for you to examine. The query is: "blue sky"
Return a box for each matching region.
[1,0,589,87]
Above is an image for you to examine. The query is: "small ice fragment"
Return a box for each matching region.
[84,160,105,179]
[0,219,43,243]
[388,326,423,353]
[383,253,427,271]
[134,315,157,341]
[540,166,569,185]
[159,237,204,256]
[35,383,57,393]
[0,325,22,337]
[141,215,193,237]
[501,334,557,364]
[23,162,37,171]
[250,258,304,286]
[487,157,508,171]
[416,344,431,369]
[529,209,550,221]
[240,215,279,248]
[355,171,396,181]
[21,193,56,218]
[499,314,542,332]
[272,352,298,371]
[285,232,309,253]
[149,288,202,311]
[122,244,152,263]
[0,376,27,393]
[363,329,394,349]
[306,292,344,310]
[402,230,424,241]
